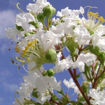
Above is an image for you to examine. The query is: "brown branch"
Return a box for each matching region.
[75,46,83,61]
[92,66,105,88]
[92,61,97,79]
[49,98,60,105]
[68,68,91,105]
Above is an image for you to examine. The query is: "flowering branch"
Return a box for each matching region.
[6,0,105,105]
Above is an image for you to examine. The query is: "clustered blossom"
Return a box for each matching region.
[88,88,105,105]
[6,0,105,105]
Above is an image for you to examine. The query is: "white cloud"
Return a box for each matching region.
[3,82,18,92]
[0,10,16,39]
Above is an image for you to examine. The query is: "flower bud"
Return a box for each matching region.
[45,49,57,63]
[43,5,56,19]
[47,69,55,77]
[42,71,48,76]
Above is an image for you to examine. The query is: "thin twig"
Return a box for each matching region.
[68,68,91,105]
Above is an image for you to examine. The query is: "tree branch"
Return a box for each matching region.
[68,68,91,105]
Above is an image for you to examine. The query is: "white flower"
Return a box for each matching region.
[57,7,84,19]
[35,30,61,51]
[64,53,96,72]
[79,6,84,14]
[88,88,105,105]
[27,0,50,14]
[92,36,105,51]
[57,7,71,17]
[37,92,51,104]
[28,61,36,71]
[6,27,26,41]
[74,61,85,72]
[94,25,105,37]
[54,55,70,72]
[74,25,91,45]
[16,68,61,104]
[16,13,36,32]
[91,25,105,51]
[6,27,18,41]
[77,53,97,66]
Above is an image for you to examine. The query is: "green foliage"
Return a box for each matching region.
[81,82,89,95]
[37,13,45,24]
[24,98,41,105]
[97,72,105,89]
[43,101,50,105]
[87,45,105,64]
[16,25,24,31]
[64,37,78,59]
[76,73,81,79]
[32,88,39,98]
[87,28,94,35]
[24,32,35,37]
[87,45,100,55]
[83,64,93,81]
[29,21,39,28]
[59,94,70,105]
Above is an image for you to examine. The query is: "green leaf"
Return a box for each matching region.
[87,45,105,64]
[24,98,41,105]
[59,94,70,105]
[24,31,35,37]
[64,37,78,58]
[16,25,24,31]
[84,64,93,81]
[29,21,39,28]
[81,82,89,94]
[57,90,64,95]
[76,73,81,79]
[70,101,83,105]
[77,94,85,104]
[37,13,45,24]
[98,52,105,64]
[102,34,105,37]
[87,45,100,55]
[87,28,94,35]
[32,88,39,98]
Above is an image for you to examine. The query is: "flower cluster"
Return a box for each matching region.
[6,0,105,105]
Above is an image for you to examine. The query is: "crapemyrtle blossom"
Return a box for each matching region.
[6,0,105,105]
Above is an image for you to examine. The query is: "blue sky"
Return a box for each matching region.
[0,0,105,105]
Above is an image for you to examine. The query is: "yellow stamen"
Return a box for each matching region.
[21,39,38,57]
[88,11,99,19]
[15,46,20,53]
[98,16,105,23]
[16,57,25,64]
